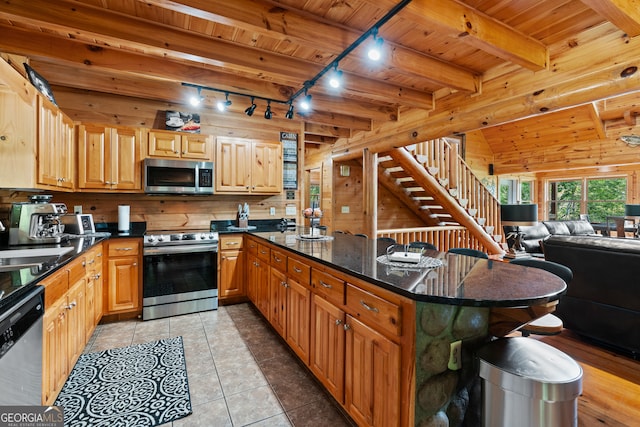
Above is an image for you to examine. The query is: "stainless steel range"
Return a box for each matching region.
[142,229,219,320]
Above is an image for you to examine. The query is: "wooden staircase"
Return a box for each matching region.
[379,139,504,254]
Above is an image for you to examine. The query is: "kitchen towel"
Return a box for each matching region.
[118,205,130,232]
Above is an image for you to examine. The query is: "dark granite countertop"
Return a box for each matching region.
[249,229,567,308]
[211,219,295,234]
[0,222,146,313]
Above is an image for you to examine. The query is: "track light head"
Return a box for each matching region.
[367,33,384,61]
[189,87,203,107]
[264,100,273,119]
[328,66,343,89]
[299,92,312,112]
[217,93,232,112]
[244,97,257,116]
[285,103,294,119]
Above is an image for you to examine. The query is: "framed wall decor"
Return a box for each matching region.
[24,63,57,105]
[281,132,298,189]
[165,110,201,133]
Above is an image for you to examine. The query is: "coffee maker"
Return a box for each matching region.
[8,195,68,245]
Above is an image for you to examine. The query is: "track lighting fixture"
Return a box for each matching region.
[264,100,272,119]
[216,92,232,112]
[299,90,312,112]
[328,65,343,89]
[285,103,294,119]
[181,0,411,120]
[189,87,203,107]
[368,29,384,61]
[244,97,257,116]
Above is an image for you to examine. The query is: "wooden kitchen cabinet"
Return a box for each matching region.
[269,266,288,338]
[310,293,346,402]
[215,136,282,194]
[0,78,37,189]
[84,244,104,338]
[147,130,212,160]
[246,239,270,317]
[78,123,144,191]
[37,94,75,190]
[345,315,401,427]
[105,238,141,315]
[218,235,245,303]
[41,254,93,405]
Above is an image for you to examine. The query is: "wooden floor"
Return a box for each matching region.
[531,330,640,427]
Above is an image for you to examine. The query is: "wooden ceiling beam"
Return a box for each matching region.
[298,111,372,131]
[580,0,640,37]
[304,123,352,139]
[0,0,437,109]
[139,0,478,93]
[0,25,295,101]
[303,134,337,145]
[368,0,548,71]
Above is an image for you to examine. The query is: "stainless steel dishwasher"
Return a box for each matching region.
[0,286,44,405]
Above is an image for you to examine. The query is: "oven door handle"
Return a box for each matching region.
[143,244,218,256]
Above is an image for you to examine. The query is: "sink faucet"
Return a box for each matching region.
[0,220,5,232]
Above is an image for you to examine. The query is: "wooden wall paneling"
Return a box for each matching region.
[2,190,300,232]
[333,160,365,234]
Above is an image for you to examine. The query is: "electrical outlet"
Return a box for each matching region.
[341,206,350,214]
[285,206,296,216]
[74,205,83,214]
[270,207,276,216]
[448,340,462,370]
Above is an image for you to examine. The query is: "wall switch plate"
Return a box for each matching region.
[74,205,82,214]
[270,207,276,216]
[285,206,297,216]
[341,206,350,214]
[448,340,462,371]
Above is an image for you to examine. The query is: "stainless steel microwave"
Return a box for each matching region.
[144,158,214,194]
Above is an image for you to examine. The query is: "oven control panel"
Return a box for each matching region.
[144,231,219,246]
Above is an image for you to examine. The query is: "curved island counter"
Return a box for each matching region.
[246,230,567,427]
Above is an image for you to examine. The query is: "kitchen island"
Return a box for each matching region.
[245,229,566,427]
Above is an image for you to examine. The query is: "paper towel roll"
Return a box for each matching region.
[118,205,130,232]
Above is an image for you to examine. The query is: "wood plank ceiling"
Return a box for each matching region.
[0,0,639,149]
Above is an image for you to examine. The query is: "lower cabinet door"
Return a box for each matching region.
[269,267,287,338]
[310,294,345,403]
[286,279,311,364]
[345,315,401,427]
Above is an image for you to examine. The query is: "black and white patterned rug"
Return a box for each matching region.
[55,336,192,427]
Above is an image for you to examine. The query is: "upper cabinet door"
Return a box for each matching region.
[252,141,282,194]
[111,127,143,190]
[181,133,212,160]
[148,130,181,158]
[215,137,282,194]
[78,123,110,189]
[215,137,252,192]
[37,95,75,190]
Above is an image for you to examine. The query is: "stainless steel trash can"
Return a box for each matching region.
[477,337,583,427]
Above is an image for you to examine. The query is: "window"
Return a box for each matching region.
[499,179,533,204]
[547,177,626,222]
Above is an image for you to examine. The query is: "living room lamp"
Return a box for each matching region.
[501,204,538,258]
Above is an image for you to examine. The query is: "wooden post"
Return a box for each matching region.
[363,148,377,239]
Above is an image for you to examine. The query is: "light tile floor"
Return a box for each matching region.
[84,303,355,427]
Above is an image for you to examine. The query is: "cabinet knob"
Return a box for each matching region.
[293,267,302,273]
[343,323,351,331]
[132,262,138,266]
[174,150,179,154]
[94,273,101,279]
[335,319,342,326]
[319,280,332,289]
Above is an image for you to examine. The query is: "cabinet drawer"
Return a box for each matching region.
[67,257,86,285]
[257,244,270,262]
[271,249,287,272]
[108,240,140,257]
[220,235,243,250]
[288,257,310,286]
[246,237,258,255]
[311,270,344,306]
[42,268,69,309]
[346,284,401,337]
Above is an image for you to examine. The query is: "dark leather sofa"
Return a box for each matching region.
[504,220,598,254]
[543,235,640,358]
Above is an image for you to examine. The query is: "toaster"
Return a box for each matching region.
[62,213,95,235]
